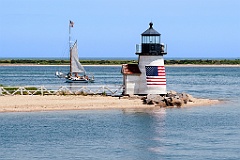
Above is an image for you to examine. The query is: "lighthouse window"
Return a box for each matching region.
[142,36,160,44]
[156,36,160,43]
[142,36,145,43]
[149,36,153,43]
[150,36,157,43]
[142,36,151,43]
[142,36,148,43]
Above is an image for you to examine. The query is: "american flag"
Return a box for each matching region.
[145,66,166,85]
[69,20,74,27]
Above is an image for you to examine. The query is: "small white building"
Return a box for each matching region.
[121,22,167,95]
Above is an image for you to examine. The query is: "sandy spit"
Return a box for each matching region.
[0,95,220,113]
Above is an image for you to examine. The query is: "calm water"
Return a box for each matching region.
[0,66,239,159]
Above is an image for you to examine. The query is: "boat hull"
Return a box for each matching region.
[65,77,94,83]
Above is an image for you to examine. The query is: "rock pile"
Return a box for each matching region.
[141,90,195,108]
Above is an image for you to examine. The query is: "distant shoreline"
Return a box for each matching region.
[0,64,239,67]
[0,59,239,66]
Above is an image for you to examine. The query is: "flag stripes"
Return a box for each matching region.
[145,66,166,85]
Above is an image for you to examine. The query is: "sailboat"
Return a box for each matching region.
[55,21,94,83]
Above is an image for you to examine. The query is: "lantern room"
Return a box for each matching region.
[136,22,167,55]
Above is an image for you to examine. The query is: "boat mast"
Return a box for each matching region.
[69,20,74,73]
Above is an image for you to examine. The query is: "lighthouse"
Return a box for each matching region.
[121,22,167,95]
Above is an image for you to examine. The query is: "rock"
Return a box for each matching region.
[174,95,180,99]
[182,93,189,104]
[187,94,195,102]
[141,91,198,108]
[164,97,173,106]
[171,97,183,107]
[146,94,155,100]
[166,93,176,98]
[176,93,183,98]
[146,98,154,105]
[146,94,164,104]
[155,101,167,108]
[153,95,164,104]
[168,90,177,95]
[163,96,183,107]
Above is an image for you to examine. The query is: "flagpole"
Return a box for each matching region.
[69,20,72,73]
[69,21,71,52]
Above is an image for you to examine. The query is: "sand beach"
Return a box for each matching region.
[0,95,220,113]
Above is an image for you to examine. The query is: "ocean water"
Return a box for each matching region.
[0,66,239,159]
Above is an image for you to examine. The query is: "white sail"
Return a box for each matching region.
[70,41,85,73]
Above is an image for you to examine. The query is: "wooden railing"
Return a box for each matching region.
[0,85,123,96]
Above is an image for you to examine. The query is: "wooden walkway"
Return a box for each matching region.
[0,85,123,96]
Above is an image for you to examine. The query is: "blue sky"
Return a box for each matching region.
[0,0,239,58]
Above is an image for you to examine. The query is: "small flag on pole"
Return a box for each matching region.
[69,20,74,27]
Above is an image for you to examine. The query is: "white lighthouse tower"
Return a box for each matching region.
[122,22,167,95]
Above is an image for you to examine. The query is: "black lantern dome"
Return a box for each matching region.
[136,22,167,55]
[141,22,160,36]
